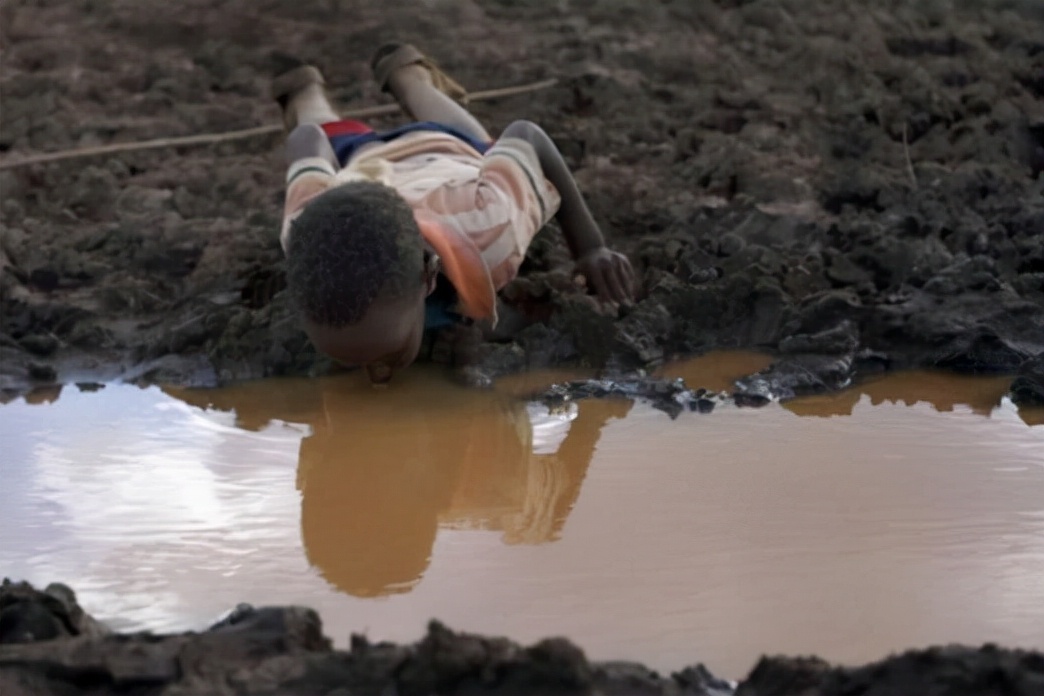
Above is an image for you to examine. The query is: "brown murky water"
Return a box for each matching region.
[1,352,1042,677]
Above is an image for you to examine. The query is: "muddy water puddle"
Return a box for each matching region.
[1,352,1043,677]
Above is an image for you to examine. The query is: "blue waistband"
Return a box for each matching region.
[328,121,491,166]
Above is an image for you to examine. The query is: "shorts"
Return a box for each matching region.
[320,119,492,166]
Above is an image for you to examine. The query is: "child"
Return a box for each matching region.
[274,43,635,384]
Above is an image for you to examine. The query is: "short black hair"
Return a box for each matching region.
[286,181,424,327]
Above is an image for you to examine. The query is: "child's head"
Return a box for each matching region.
[286,181,434,383]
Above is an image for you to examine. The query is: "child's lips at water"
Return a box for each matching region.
[366,363,394,384]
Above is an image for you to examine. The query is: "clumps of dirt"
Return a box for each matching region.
[1010,352,1044,406]
[737,646,1044,696]
[0,580,107,644]
[1,0,1042,401]
[534,377,730,418]
[3,580,1041,696]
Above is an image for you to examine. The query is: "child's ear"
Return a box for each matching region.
[423,253,439,295]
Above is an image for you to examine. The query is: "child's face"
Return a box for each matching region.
[303,283,429,385]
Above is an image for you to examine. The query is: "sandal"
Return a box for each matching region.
[370,42,469,103]
[271,64,326,107]
[270,63,328,129]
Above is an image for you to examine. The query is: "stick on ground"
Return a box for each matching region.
[0,78,558,171]
[901,122,918,189]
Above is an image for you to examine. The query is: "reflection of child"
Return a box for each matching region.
[295,371,627,598]
[297,373,528,597]
[273,43,635,384]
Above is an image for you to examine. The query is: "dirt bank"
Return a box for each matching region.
[2,580,1042,696]
[1,0,1042,401]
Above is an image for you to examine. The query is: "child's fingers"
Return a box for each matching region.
[580,253,634,305]
[588,267,609,302]
[623,260,637,296]
[586,266,615,305]
[616,260,636,301]
[607,258,633,304]
[601,265,629,305]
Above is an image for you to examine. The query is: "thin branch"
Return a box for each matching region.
[0,78,558,170]
[901,122,918,189]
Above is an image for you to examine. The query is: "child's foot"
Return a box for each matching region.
[270,61,335,130]
[370,42,469,102]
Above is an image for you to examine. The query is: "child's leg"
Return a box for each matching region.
[288,85,340,127]
[375,46,492,143]
[386,66,491,142]
[272,65,339,129]
[273,65,341,166]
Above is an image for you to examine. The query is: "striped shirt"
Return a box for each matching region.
[281,130,561,323]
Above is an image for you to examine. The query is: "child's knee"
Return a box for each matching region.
[501,120,552,151]
[287,123,327,148]
[502,119,539,137]
[286,123,331,164]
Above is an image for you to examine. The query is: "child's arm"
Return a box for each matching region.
[500,120,635,305]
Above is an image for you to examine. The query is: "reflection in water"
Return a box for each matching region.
[2,356,1043,676]
[783,371,1015,419]
[657,350,776,393]
[659,353,1043,427]
[21,384,64,405]
[298,376,622,597]
[169,368,629,598]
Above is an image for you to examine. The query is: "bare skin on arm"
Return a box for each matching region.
[500,119,635,306]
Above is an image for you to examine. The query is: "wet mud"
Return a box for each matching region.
[2,1,1044,690]
[2,581,1042,696]
[1,0,1042,401]
[536,377,730,418]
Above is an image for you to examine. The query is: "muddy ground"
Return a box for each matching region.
[1,0,1044,690]
[1,0,1042,402]
[2,580,1043,696]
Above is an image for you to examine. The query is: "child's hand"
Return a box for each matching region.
[576,247,636,306]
